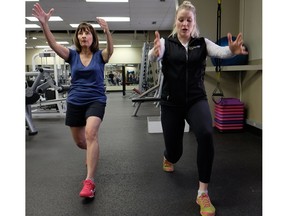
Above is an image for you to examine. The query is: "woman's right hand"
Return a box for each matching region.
[153,31,161,57]
[32,3,54,25]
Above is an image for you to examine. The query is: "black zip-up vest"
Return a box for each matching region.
[161,36,208,107]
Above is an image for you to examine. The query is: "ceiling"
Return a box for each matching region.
[25,0,178,48]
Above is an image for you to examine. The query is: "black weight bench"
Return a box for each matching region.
[131,97,161,117]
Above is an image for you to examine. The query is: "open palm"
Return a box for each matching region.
[32,3,54,24]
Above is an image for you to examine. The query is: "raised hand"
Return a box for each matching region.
[32,3,54,25]
[153,31,161,57]
[96,17,109,34]
[228,32,248,55]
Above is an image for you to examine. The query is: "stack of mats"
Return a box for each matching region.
[214,98,245,132]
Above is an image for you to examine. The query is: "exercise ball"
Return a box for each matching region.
[211,36,248,66]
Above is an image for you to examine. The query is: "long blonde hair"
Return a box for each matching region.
[169,1,200,38]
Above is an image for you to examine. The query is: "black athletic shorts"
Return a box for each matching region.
[65,101,106,127]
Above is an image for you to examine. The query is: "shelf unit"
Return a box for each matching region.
[206,64,262,72]
[206,64,262,101]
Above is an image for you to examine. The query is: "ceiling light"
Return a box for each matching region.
[57,41,69,45]
[35,45,50,49]
[44,41,69,45]
[99,41,107,44]
[86,0,129,2]
[114,45,131,48]
[98,17,130,22]
[26,16,63,21]
[25,24,41,28]
[70,24,101,28]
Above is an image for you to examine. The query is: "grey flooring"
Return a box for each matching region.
[26,92,262,216]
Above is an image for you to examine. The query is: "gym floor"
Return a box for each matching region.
[26,92,262,216]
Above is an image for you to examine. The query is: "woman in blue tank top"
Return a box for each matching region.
[32,3,113,198]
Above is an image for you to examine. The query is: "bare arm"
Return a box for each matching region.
[32,3,69,61]
[97,17,113,63]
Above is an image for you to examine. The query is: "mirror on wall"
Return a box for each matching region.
[105,63,140,92]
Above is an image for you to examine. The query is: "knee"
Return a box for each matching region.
[74,138,86,149]
[85,128,98,144]
[202,128,213,138]
[198,123,213,137]
[165,150,182,164]
[195,126,213,145]
[70,128,87,149]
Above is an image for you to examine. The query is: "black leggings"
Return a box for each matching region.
[161,100,214,183]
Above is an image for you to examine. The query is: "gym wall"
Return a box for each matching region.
[25,0,262,129]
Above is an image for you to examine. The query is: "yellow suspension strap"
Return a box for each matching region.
[212,70,224,104]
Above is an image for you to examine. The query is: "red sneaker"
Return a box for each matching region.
[79,179,95,198]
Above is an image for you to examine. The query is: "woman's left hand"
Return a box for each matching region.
[228,33,248,55]
[96,17,109,34]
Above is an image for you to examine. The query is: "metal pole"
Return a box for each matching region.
[216,0,222,72]
[122,65,126,96]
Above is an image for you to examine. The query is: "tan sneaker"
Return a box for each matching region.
[196,193,216,216]
[163,157,174,172]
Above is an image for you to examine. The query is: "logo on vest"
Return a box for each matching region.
[188,45,200,50]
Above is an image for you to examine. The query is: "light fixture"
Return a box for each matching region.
[98,17,130,22]
[70,24,101,28]
[114,45,131,48]
[56,41,69,45]
[25,24,41,28]
[35,45,50,49]
[26,16,63,21]
[86,0,129,2]
[45,41,70,45]
[34,41,69,49]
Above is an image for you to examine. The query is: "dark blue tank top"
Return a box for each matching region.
[66,48,107,105]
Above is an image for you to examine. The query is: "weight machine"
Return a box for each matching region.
[131,61,163,117]
[26,51,70,135]
[26,67,69,135]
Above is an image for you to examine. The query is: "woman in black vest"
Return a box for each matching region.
[148,1,247,215]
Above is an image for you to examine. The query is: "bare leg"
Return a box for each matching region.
[199,181,208,192]
[85,116,102,180]
[69,116,102,179]
[70,126,87,149]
